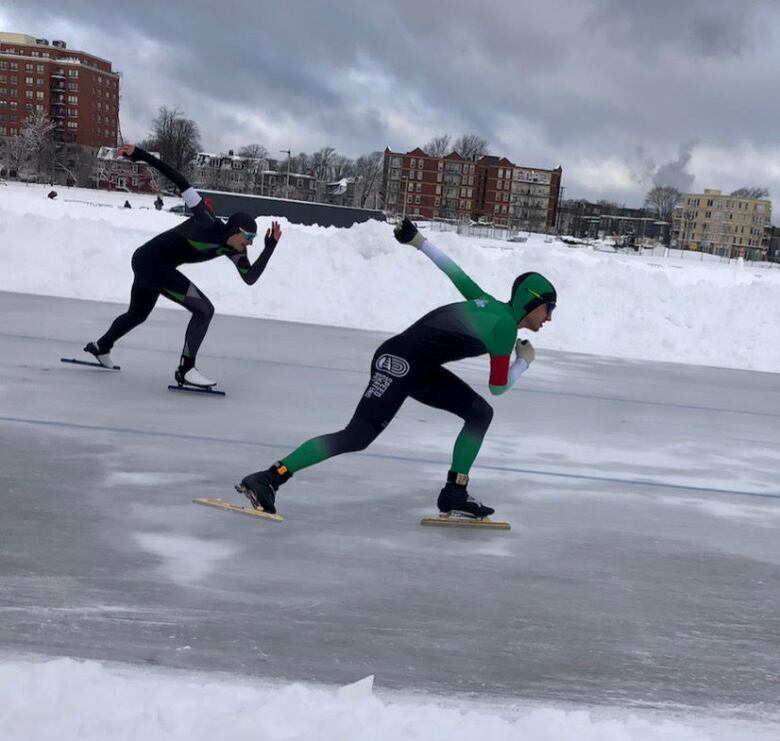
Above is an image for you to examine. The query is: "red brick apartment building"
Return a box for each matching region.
[0,32,119,147]
[383,147,562,232]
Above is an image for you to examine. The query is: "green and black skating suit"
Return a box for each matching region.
[96,147,277,363]
[279,238,534,476]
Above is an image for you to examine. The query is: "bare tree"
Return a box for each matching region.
[453,133,489,161]
[424,134,452,157]
[730,186,769,199]
[22,111,58,181]
[311,146,337,181]
[140,106,202,179]
[238,143,268,161]
[292,151,312,175]
[644,185,681,224]
[330,154,354,181]
[354,151,383,208]
[0,135,29,179]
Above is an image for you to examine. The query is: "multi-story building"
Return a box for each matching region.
[559,199,671,244]
[673,188,771,258]
[94,146,160,194]
[382,147,562,232]
[191,151,316,201]
[0,32,119,149]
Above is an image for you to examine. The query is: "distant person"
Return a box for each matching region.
[123,200,132,209]
[47,190,57,200]
[84,144,282,388]
[154,195,163,211]
[237,217,555,520]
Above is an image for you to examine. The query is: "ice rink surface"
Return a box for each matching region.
[1,290,778,723]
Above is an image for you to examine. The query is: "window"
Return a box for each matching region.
[35,91,43,100]
[67,120,77,128]
[37,65,44,73]
[68,69,79,78]
[418,159,423,169]
[25,90,33,98]
[67,95,78,104]
[410,158,416,167]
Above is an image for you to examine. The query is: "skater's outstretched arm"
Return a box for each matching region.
[117,144,211,220]
[227,221,282,285]
[393,218,484,300]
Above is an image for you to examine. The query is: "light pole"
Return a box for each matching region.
[280,149,291,199]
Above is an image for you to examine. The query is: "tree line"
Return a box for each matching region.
[0,106,768,217]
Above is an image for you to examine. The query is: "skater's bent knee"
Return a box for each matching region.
[468,396,493,426]
[341,417,382,452]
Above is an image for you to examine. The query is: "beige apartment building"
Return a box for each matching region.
[673,189,771,258]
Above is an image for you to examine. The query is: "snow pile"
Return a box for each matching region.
[1,181,778,373]
[2,656,772,741]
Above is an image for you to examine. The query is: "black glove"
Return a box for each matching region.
[393,217,425,249]
[265,220,281,249]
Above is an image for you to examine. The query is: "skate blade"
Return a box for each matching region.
[61,358,120,370]
[168,384,225,396]
[193,497,283,522]
[420,513,511,530]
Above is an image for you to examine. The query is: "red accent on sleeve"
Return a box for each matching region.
[489,355,511,386]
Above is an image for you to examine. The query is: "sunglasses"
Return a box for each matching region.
[546,302,556,316]
[239,228,257,241]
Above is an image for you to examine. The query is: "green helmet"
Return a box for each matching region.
[509,272,556,322]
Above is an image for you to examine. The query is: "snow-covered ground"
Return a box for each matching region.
[2,656,776,741]
[2,180,779,374]
[1,181,778,740]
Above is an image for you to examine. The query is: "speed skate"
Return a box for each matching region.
[420,512,511,530]
[193,497,283,522]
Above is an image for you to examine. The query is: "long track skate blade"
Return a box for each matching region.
[168,384,225,396]
[420,514,511,530]
[193,497,283,522]
[61,358,120,370]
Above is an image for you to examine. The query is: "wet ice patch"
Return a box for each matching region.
[657,495,780,527]
[107,472,205,487]
[132,532,236,585]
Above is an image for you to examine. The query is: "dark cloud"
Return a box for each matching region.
[652,142,697,191]
[3,0,780,206]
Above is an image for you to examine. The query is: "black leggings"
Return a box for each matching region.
[281,343,494,474]
[98,252,214,360]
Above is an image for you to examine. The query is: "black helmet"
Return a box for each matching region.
[509,272,556,321]
[225,211,257,237]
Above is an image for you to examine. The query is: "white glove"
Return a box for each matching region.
[515,339,535,365]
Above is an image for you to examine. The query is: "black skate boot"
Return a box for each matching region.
[235,462,292,514]
[437,471,495,519]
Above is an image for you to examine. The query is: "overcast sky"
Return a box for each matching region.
[3,0,780,207]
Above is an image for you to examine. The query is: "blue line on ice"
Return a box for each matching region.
[2,414,778,502]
